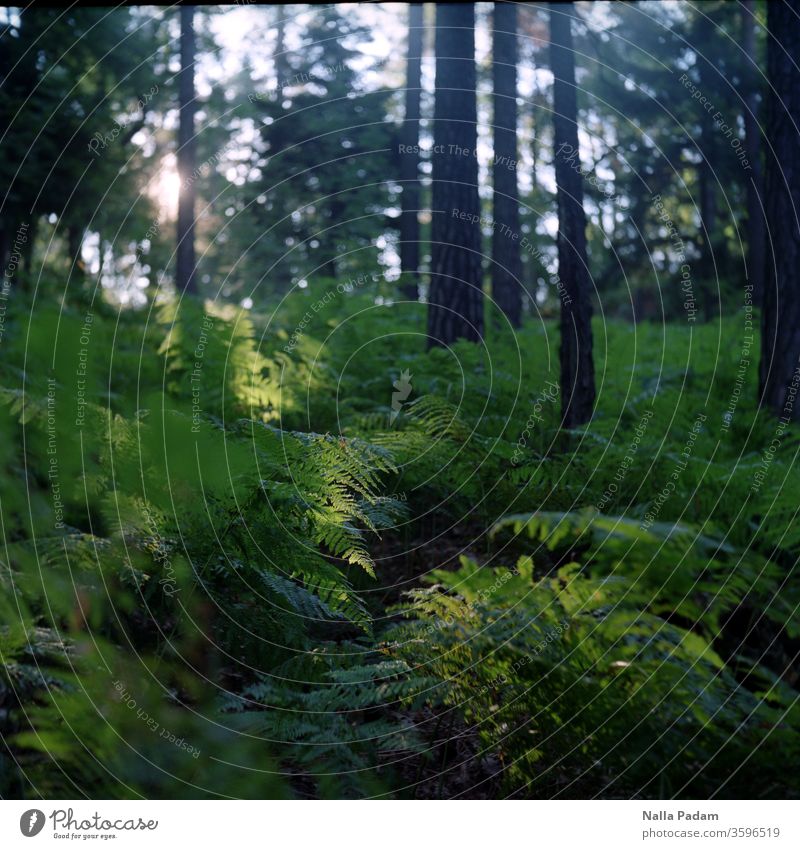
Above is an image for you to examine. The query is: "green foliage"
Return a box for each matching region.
[491,509,798,639]
[0,294,403,796]
[221,649,431,798]
[0,7,169,291]
[1,290,798,799]
[578,0,758,318]
[1,0,792,803]
[211,5,398,296]
[390,553,798,797]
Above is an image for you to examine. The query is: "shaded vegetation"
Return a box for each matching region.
[1,282,797,798]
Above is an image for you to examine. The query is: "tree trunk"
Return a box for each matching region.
[20,216,37,274]
[322,256,337,279]
[743,0,765,308]
[0,225,10,277]
[67,224,84,283]
[399,3,424,302]
[275,6,289,94]
[530,72,538,184]
[550,2,595,427]
[427,3,483,349]
[759,0,800,419]
[695,11,718,320]
[176,5,197,295]
[491,1,522,328]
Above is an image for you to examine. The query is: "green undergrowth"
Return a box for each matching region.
[0,285,797,798]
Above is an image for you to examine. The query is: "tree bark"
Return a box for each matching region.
[67,224,84,283]
[531,73,538,184]
[275,6,289,93]
[743,0,765,308]
[550,2,595,427]
[399,3,424,302]
[695,11,718,320]
[0,226,10,277]
[427,3,483,349]
[20,216,36,274]
[176,5,197,295]
[491,1,522,328]
[322,256,338,279]
[759,0,800,419]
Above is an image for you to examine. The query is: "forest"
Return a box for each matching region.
[0,0,799,801]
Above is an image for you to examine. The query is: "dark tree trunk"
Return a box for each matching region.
[427,3,483,349]
[695,12,718,320]
[530,81,538,184]
[0,225,10,276]
[322,256,338,279]
[20,216,37,274]
[743,0,765,308]
[699,164,716,251]
[1,221,28,283]
[491,1,522,328]
[695,10,717,243]
[176,5,197,295]
[759,0,800,419]
[399,3,424,302]
[67,224,84,282]
[275,6,289,93]
[550,2,595,427]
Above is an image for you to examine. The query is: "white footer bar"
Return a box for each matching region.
[2,800,797,848]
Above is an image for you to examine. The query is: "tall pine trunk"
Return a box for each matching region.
[20,216,36,274]
[759,0,800,419]
[176,5,197,295]
[275,6,289,93]
[695,11,718,320]
[67,224,84,283]
[427,3,483,349]
[399,3,424,301]
[743,0,765,307]
[0,227,8,277]
[550,2,595,427]
[491,1,522,328]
